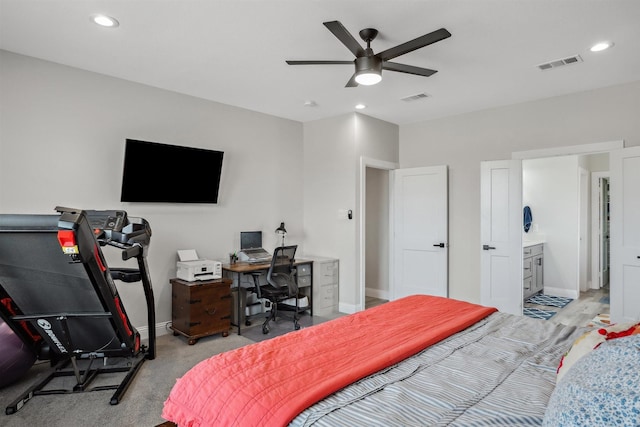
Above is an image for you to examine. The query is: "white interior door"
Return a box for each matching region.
[602,178,610,287]
[591,173,610,289]
[480,160,523,315]
[610,146,640,323]
[391,165,448,299]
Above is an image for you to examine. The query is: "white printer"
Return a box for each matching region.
[176,249,222,282]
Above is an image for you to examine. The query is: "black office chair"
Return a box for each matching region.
[250,245,301,334]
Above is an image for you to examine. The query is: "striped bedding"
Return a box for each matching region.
[290,312,586,426]
[163,295,496,426]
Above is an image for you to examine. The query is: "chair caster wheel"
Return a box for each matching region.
[294,324,301,330]
[245,320,252,326]
[262,325,269,334]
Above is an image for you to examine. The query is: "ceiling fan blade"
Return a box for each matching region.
[286,60,353,65]
[345,73,359,87]
[383,62,437,77]
[377,28,451,61]
[323,21,366,57]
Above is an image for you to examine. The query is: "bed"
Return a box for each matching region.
[161,294,639,426]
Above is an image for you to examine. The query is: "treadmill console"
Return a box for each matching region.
[85,210,128,232]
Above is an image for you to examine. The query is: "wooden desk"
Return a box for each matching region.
[222,259,313,335]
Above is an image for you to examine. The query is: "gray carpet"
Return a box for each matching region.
[241,311,338,343]
[0,313,341,427]
[0,313,340,426]
[0,331,253,426]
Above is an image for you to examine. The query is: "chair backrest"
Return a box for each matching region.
[266,245,297,295]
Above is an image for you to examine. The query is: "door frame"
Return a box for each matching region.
[507,140,623,308]
[578,166,590,293]
[358,156,398,312]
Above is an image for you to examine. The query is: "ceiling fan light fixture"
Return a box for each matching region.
[355,71,382,86]
[354,56,382,86]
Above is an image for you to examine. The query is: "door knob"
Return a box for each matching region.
[433,243,445,248]
[482,244,496,250]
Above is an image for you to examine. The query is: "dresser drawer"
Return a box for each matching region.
[523,276,533,297]
[523,244,543,257]
[523,257,533,279]
[171,278,232,343]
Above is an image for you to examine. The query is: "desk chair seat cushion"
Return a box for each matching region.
[259,283,289,298]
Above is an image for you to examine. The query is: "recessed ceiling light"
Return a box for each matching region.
[91,14,119,28]
[355,104,366,110]
[303,100,317,107]
[590,41,613,52]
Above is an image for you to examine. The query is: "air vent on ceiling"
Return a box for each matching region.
[537,55,583,71]
[401,92,430,102]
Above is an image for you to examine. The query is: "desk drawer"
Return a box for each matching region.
[316,261,338,286]
[297,275,311,288]
[315,283,338,309]
[297,263,312,277]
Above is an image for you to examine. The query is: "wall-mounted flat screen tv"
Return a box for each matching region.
[120,139,224,203]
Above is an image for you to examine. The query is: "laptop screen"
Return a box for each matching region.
[240,231,262,249]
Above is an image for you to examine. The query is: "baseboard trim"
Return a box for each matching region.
[365,288,389,300]
[338,302,358,314]
[136,321,172,341]
[543,286,579,300]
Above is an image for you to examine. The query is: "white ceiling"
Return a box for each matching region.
[1,0,639,125]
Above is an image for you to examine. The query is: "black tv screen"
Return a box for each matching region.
[120,139,224,203]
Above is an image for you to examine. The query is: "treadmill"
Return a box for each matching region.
[0,207,156,414]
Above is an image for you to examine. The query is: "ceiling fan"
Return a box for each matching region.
[286,21,451,87]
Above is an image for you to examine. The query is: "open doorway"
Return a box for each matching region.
[358,157,398,312]
[522,153,609,299]
[364,166,390,309]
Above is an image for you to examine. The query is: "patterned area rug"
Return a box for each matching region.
[526,294,573,308]
[523,307,557,320]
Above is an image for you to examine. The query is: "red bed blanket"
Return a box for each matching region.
[162,295,497,427]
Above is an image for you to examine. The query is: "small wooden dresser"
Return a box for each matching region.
[170,277,232,345]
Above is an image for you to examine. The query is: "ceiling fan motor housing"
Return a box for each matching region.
[355,55,382,74]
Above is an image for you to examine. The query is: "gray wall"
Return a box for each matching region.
[0,51,303,335]
[3,49,637,329]
[303,113,399,312]
[400,80,640,303]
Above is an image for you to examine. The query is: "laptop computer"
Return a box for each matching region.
[239,231,271,262]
